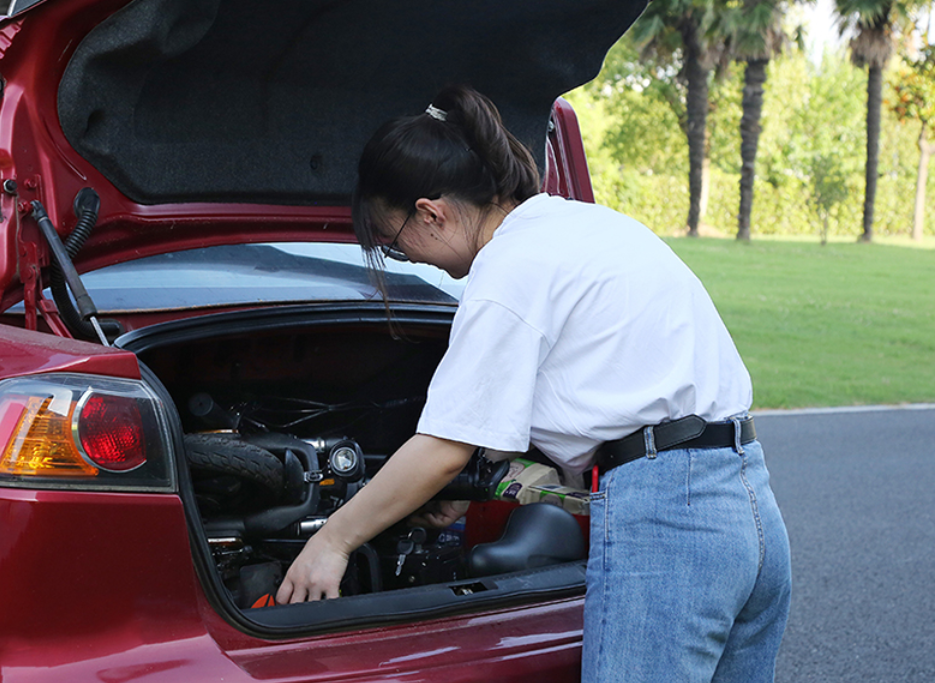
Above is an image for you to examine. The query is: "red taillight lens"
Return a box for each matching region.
[78,394,147,472]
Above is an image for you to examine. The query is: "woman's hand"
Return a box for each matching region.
[276,531,349,603]
[409,500,470,528]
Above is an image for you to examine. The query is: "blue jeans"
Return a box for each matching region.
[582,439,791,682]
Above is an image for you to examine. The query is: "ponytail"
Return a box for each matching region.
[429,85,540,205]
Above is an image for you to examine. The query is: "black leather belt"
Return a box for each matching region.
[597,415,756,474]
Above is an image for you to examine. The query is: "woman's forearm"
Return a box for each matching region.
[316,433,475,556]
[277,433,476,602]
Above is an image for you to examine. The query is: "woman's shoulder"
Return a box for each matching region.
[469,198,647,294]
[503,194,649,233]
[496,196,662,260]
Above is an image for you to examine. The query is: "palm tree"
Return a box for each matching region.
[630,0,729,236]
[726,0,785,241]
[835,0,919,241]
[889,47,935,241]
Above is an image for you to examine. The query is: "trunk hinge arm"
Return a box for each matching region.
[18,222,74,338]
[13,182,74,338]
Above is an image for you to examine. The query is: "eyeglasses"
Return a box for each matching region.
[379,212,412,263]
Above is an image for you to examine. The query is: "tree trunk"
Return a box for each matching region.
[861,64,883,242]
[914,123,932,243]
[700,156,711,223]
[737,58,768,241]
[682,19,709,237]
[700,106,714,226]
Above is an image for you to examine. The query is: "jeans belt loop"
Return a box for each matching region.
[643,425,658,459]
[731,417,745,455]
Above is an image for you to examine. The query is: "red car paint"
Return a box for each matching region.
[0,324,140,378]
[0,484,584,682]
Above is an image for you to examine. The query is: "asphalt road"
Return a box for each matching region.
[755,405,935,683]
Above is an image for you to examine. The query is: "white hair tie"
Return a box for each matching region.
[425,104,448,121]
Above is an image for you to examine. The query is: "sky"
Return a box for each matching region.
[800,0,935,65]
[800,0,845,65]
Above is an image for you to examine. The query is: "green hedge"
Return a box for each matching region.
[591,165,934,240]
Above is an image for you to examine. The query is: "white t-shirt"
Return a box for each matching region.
[416,194,752,475]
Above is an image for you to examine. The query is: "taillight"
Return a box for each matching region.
[77,393,147,472]
[0,374,175,491]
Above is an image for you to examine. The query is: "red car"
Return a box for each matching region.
[0,0,647,680]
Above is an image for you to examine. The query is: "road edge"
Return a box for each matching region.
[752,403,935,417]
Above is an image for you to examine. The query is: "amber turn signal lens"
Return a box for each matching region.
[0,393,98,477]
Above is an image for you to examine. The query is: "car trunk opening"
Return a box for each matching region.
[118,304,590,634]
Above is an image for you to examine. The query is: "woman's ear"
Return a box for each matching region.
[414,197,449,228]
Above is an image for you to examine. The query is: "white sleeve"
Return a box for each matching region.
[416,298,549,452]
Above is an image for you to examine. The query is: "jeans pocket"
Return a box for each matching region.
[589,489,608,542]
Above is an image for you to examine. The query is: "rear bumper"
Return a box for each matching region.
[0,487,584,682]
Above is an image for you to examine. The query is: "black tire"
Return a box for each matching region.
[184,433,284,496]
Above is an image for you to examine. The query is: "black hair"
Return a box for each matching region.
[352,85,541,286]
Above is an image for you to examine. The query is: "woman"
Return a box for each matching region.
[276,85,791,683]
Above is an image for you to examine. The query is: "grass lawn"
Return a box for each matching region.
[665,236,935,410]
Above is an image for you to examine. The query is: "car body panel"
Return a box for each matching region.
[0,489,210,674]
[0,487,584,682]
[0,324,139,379]
[219,601,584,683]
